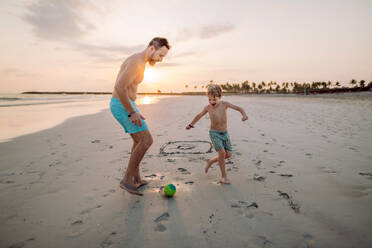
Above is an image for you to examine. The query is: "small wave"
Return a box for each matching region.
[0,97,22,101]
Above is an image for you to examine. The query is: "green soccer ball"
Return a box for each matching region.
[164,184,176,197]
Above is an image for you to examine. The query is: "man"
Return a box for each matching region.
[110,37,170,196]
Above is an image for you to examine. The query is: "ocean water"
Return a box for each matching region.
[0,93,159,142]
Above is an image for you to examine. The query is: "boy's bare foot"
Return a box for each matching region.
[219,178,231,184]
[205,159,213,173]
[120,180,143,196]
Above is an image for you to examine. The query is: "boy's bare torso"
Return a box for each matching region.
[207,101,228,131]
[112,54,145,101]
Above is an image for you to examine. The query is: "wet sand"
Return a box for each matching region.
[0,94,371,247]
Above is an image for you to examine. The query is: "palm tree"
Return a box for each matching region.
[252,82,257,93]
[275,85,280,93]
[359,80,365,88]
[257,84,263,93]
[350,79,357,88]
[242,80,251,93]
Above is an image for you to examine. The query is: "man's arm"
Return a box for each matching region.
[225,102,248,121]
[186,106,208,129]
[114,63,143,126]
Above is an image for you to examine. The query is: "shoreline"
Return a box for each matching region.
[18,89,372,96]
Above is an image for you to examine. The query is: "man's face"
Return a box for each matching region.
[149,46,168,66]
[208,96,220,107]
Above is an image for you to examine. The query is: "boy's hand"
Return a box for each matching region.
[242,115,248,121]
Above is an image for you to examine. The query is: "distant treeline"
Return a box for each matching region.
[196,79,372,94]
[22,79,372,95]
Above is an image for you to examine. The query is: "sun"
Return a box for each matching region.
[143,67,158,83]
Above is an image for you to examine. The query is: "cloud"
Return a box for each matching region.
[2,68,39,78]
[156,63,182,68]
[72,42,145,63]
[23,0,96,41]
[176,24,235,42]
[200,24,235,39]
[171,51,199,58]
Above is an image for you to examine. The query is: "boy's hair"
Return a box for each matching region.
[148,37,171,50]
[207,84,222,98]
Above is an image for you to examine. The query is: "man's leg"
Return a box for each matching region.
[123,129,153,187]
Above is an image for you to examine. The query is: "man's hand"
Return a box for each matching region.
[242,115,248,121]
[130,112,144,126]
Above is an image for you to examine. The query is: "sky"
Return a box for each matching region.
[0,0,371,93]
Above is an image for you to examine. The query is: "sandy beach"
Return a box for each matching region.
[1,94,372,248]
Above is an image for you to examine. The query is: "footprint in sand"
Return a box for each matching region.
[177,168,191,175]
[256,236,274,248]
[48,160,62,167]
[103,189,116,197]
[0,180,15,184]
[253,174,266,182]
[80,205,103,215]
[154,212,170,232]
[358,172,372,179]
[231,201,258,209]
[71,220,84,226]
[299,233,316,248]
[254,160,262,166]
[277,190,300,213]
[279,174,293,178]
[8,238,35,248]
[100,232,117,247]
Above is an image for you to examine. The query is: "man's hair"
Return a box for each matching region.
[207,84,222,98]
[148,37,170,50]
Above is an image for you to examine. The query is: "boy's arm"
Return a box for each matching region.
[225,102,248,121]
[186,106,208,130]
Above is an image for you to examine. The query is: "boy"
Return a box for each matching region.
[186,84,248,184]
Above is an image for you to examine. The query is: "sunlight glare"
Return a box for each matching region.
[143,67,158,83]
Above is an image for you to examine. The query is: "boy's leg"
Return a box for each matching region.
[217,149,230,184]
[205,151,231,173]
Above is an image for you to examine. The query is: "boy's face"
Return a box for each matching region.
[208,95,221,107]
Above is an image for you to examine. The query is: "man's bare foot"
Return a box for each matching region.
[219,178,231,184]
[205,159,213,173]
[120,180,143,196]
[135,179,149,189]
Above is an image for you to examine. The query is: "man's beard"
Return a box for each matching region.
[148,53,156,66]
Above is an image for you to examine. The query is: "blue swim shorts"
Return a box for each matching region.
[110,97,149,134]
[209,130,232,152]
